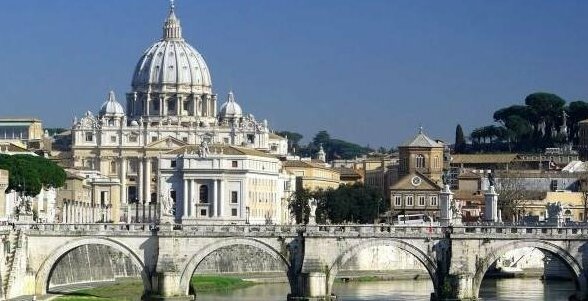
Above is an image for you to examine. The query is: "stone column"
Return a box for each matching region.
[144,157,152,204]
[122,157,130,223]
[219,180,225,217]
[484,186,499,222]
[190,180,196,217]
[213,180,218,217]
[120,157,127,204]
[138,157,144,203]
[439,184,453,227]
[146,94,151,116]
[63,202,68,223]
[183,179,189,219]
[212,94,217,117]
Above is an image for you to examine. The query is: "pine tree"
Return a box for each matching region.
[455,124,466,153]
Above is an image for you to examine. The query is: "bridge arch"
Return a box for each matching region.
[179,237,292,295]
[473,239,587,298]
[327,238,439,296]
[35,237,151,296]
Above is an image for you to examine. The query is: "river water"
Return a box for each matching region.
[196,278,576,301]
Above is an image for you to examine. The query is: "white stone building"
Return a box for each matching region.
[68,3,288,222]
[158,145,285,224]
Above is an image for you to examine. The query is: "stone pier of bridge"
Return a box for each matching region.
[0,223,587,301]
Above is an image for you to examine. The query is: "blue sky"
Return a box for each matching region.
[1,1,587,148]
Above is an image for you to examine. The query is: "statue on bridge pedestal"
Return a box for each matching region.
[487,172,496,187]
[547,201,565,227]
[307,198,317,225]
[159,191,175,223]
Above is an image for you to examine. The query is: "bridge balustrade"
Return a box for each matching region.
[456,225,588,238]
[9,223,154,234]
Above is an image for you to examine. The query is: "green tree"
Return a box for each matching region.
[315,184,383,224]
[312,130,331,148]
[0,154,66,196]
[288,188,314,224]
[454,124,466,153]
[275,131,303,153]
[566,101,588,142]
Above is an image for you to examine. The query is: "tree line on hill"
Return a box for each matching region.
[0,154,66,196]
[454,92,588,153]
[275,130,391,160]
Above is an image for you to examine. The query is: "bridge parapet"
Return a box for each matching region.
[305,224,446,238]
[454,225,588,239]
[11,223,155,236]
[162,224,303,237]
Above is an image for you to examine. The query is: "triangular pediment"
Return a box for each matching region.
[146,136,187,149]
[391,172,441,191]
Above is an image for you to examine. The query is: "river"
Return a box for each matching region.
[196,278,576,301]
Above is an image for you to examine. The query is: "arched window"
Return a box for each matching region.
[199,185,209,203]
[415,154,425,168]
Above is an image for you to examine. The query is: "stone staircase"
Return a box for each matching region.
[3,230,24,300]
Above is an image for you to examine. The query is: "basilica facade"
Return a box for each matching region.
[70,3,288,223]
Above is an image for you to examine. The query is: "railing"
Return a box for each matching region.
[4,223,155,233]
[0,222,587,238]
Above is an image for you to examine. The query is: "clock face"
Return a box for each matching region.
[411,176,422,186]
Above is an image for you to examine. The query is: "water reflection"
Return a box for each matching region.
[195,278,576,301]
[479,278,576,301]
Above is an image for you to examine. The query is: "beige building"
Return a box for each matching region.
[398,128,444,184]
[0,118,43,146]
[517,191,586,222]
[283,160,340,191]
[390,129,444,219]
[57,171,92,223]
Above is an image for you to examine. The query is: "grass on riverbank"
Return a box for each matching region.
[54,276,256,301]
[190,275,256,292]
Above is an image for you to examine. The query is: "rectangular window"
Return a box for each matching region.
[85,132,93,142]
[171,160,177,168]
[394,195,402,207]
[110,136,117,143]
[418,195,426,206]
[200,209,207,216]
[231,208,238,216]
[129,135,138,143]
[151,136,157,142]
[406,195,413,206]
[232,161,238,168]
[231,191,238,203]
[430,196,438,206]
[182,137,188,142]
[550,180,558,192]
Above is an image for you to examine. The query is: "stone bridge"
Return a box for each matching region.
[1,223,588,300]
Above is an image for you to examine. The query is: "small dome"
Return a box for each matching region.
[99,91,125,117]
[219,91,243,119]
[131,4,212,93]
